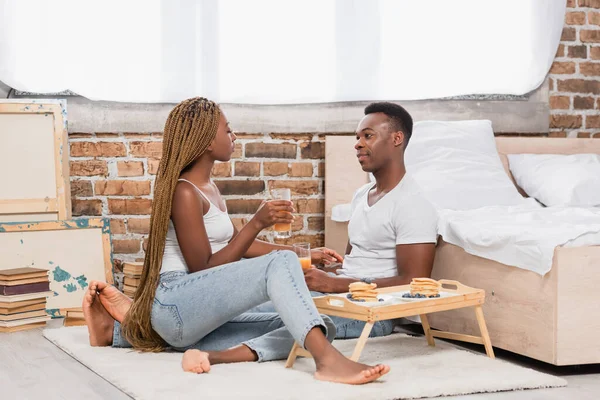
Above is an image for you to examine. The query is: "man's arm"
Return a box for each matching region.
[374,242,436,287]
[305,242,436,293]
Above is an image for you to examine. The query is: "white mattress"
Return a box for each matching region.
[438,205,600,276]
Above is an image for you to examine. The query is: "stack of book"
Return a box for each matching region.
[0,267,53,333]
[122,262,144,298]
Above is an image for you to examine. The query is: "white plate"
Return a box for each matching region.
[329,294,399,307]
[389,291,455,302]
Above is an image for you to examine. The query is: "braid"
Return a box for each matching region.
[120,97,221,352]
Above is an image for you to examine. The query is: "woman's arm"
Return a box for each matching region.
[240,228,293,257]
[172,183,294,273]
[232,220,344,265]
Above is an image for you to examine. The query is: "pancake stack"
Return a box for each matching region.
[409,278,441,297]
[348,282,379,302]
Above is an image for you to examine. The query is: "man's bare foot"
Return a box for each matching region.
[82,285,114,347]
[182,349,211,374]
[314,354,390,385]
[91,281,132,323]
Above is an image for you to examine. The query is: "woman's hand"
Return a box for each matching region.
[250,200,295,231]
[311,247,343,266]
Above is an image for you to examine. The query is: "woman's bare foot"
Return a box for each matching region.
[314,350,390,385]
[82,285,114,346]
[182,349,211,374]
[91,281,132,323]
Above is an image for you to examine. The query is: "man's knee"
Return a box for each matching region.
[321,315,337,342]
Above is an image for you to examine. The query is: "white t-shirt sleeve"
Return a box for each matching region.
[393,196,438,245]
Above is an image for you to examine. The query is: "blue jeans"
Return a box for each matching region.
[249,291,394,339]
[112,250,336,362]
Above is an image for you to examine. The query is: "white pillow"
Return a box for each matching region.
[405,120,527,210]
[507,154,600,207]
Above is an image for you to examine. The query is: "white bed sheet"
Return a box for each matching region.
[438,205,600,276]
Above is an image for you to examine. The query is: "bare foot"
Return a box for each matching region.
[314,355,390,385]
[182,349,211,374]
[91,281,132,323]
[82,285,114,347]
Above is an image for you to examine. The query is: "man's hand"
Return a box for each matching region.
[310,247,343,266]
[304,268,336,292]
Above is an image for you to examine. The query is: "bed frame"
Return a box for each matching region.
[325,135,600,366]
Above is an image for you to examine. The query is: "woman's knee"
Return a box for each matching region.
[270,250,302,272]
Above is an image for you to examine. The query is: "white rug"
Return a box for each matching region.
[43,327,566,400]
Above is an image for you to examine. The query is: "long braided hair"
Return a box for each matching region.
[121,97,221,352]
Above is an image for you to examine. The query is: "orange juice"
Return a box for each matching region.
[299,257,311,271]
[293,242,311,270]
[273,210,292,232]
[274,222,292,232]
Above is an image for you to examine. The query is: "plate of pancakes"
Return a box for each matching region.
[391,278,456,302]
[334,282,399,306]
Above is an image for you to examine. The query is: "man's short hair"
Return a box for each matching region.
[364,102,413,146]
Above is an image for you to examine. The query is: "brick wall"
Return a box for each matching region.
[69,131,327,270]
[549,0,600,137]
[69,2,600,270]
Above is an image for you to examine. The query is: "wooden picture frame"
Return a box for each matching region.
[0,218,113,316]
[0,100,71,222]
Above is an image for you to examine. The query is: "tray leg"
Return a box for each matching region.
[420,314,435,347]
[474,305,495,359]
[285,342,301,368]
[350,322,374,361]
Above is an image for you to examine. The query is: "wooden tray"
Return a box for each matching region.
[285,280,494,367]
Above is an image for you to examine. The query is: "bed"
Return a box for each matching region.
[324,134,600,366]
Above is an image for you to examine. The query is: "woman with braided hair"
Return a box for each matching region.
[83,97,390,384]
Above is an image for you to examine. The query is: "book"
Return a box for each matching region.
[64,317,86,327]
[0,267,49,281]
[124,277,141,286]
[65,310,84,319]
[123,262,144,276]
[0,298,46,309]
[0,309,47,321]
[0,321,47,333]
[0,315,50,328]
[64,309,86,327]
[123,284,137,292]
[0,301,46,314]
[0,276,49,286]
[0,291,54,303]
[0,282,51,296]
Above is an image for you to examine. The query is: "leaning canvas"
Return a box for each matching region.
[0,218,113,316]
[0,99,71,222]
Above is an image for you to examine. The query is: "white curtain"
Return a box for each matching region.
[0,0,565,104]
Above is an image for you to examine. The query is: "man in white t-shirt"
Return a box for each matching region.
[303,102,438,338]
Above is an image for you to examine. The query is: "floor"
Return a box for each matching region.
[1,320,599,399]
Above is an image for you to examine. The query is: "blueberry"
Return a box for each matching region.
[402,293,410,298]
[379,298,384,302]
[358,299,365,302]
[435,294,440,298]
[346,293,352,299]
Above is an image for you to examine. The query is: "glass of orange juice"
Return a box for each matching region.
[271,188,291,239]
[293,242,311,271]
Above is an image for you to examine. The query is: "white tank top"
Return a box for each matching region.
[160,179,234,274]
